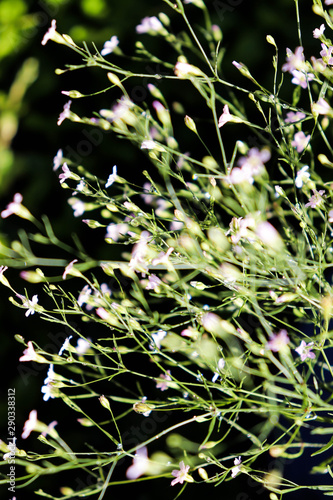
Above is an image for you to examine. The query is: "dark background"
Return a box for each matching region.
[0,0,330,498]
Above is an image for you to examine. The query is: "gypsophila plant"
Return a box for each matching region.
[2,0,333,498]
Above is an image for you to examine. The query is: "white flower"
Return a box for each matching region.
[105,165,117,188]
[58,336,72,356]
[151,329,167,349]
[231,456,242,478]
[76,338,91,355]
[313,24,325,39]
[136,16,163,34]
[41,19,57,45]
[101,35,119,56]
[41,365,57,401]
[21,410,37,439]
[126,447,149,479]
[295,165,310,188]
[53,149,63,171]
[105,223,129,242]
[312,97,332,116]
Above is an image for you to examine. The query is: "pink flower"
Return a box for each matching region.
[17,294,39,317]
[313,24,325,39]
[126,447,149,479]
[146,274,162,291]
[57,100,72,126]
[295,341,316,361]
[171,461,192,486]
[1,193,23,218]
[20,341,38,362]
[291,70,314,89]
[291,131,310,152]
[58,163,72,184]
[41,19,57,45]
[218,104,232,127]
[62,259,78,279]
[265,330,290,352]
[282,47,305,73]
[320,43,333,65]
[312,97,331,116]
[21,410,37,439]
[305,189,325,208]
[156,370,172,391]
[325,0,333,4]
[136,16,163,34]
[285,111,306,123]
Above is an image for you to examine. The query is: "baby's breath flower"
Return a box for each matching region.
[295,341,316,361]
[100,35,119,56]
[105,165,117,188]
[313,24,325,39]
[231,456,242,478]
[171,461,193,486]
[57,100,72,126]
[136,16,164,34]
[126,447,149,479]
[291,131,310,152]
[295,165,310,188]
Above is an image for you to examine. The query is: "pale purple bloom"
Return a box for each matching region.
[291,131,310,152]
[313,24,325,39]
[291,70,314,89]
[57,100,72,126]
[77,285,92,307]
[1,193,24,218]
[126,446,149,479]
[156,370,172,391]
[295,341,316,361]
[305,190,325,208]
[105,165,117,188]
[71,200,85,217]
[265,329,290,352]
[231,456,242,478]
[320,43,333,65]
[285,111,306,123]
[53,149,63,171]
[329,209,333,222]
[282,47,305,73]
[171,461,191,486]
[325,0,333,4]
[19,341,38,362]
[146,274,162,291]
[229,147,270,184]
[100,35,119,56]
[136,16,163,34]
[19,294,39,317]
[129,231,151,272]
[312,97,331,115]
[62,259,78,279]
[21,410,37,439]
[105,222,129,241]
[59,162,71,184]
[295,165,310,188]
[218,104,232,127]
[41,19,57,45]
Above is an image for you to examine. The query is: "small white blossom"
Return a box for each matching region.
[105,165,117,188]
[101,35,119,56]
[295,165,310,188]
